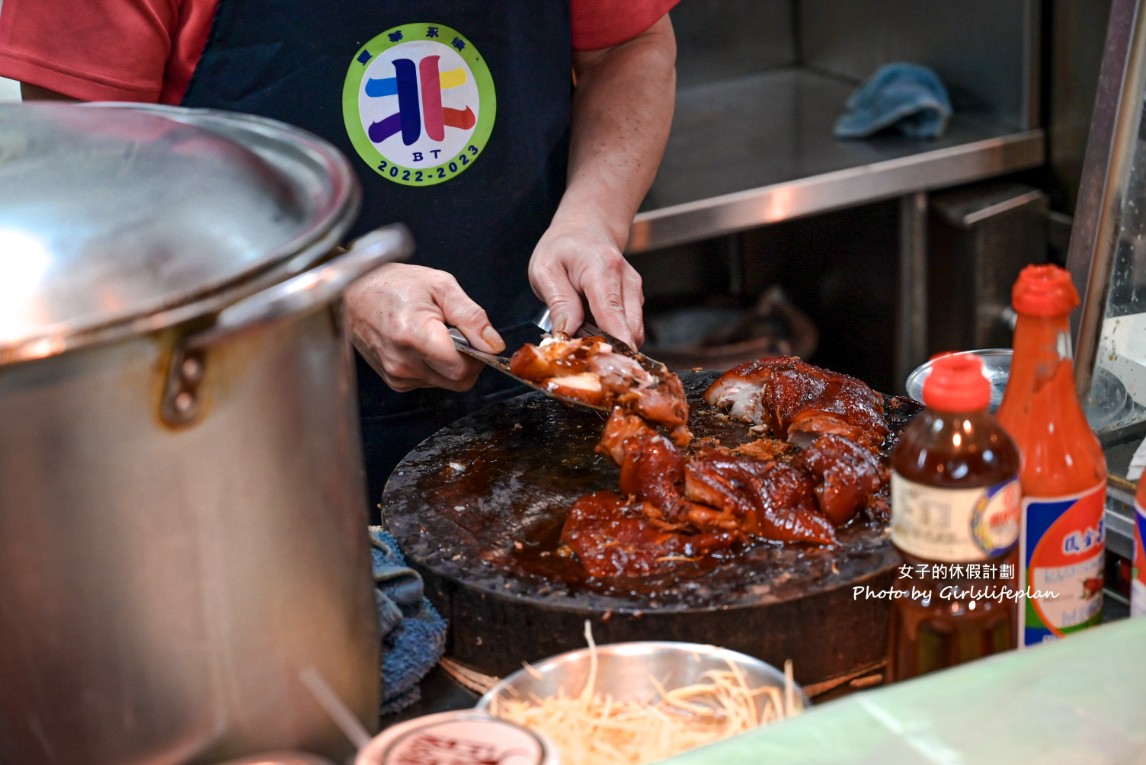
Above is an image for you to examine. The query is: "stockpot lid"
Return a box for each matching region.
[0,102,361,364]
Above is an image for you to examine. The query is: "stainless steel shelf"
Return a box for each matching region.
[630,67,1045,253]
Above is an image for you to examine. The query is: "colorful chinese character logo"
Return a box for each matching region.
[343,23,496,186]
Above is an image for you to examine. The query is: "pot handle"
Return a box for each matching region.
[161,224,413,426]
[189,224,413,350]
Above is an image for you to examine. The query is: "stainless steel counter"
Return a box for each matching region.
[630,66,1045,386]
[630,67,1045,253]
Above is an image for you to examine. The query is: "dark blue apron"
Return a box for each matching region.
[182,1,571,511]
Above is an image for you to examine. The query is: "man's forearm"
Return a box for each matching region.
[560,14,677,249]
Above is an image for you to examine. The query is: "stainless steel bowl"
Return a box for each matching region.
[476,641,808,713]
[905,348,1130,428]
[906,348,1013,412]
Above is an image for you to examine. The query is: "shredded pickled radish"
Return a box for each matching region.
[488,624,802,765]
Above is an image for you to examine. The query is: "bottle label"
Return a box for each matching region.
[1132,497,1146,618]
[1019,482,1106,646]
[890,474,1021,561]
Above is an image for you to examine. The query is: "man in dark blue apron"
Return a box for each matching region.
[3,1,680,513]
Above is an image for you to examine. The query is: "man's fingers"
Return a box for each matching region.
[581,267,637,348]
[380,321,485,391]
[537,277,585,338]
[440,285,505,354]
[621,267,645,347]
[386,360,483,393]
[528,233,646,348]
[423,280,497,388]
[416,321,485,388]
[345,264,495,393]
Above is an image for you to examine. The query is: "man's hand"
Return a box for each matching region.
[528,218,645,348]
[345,263,505,392]
[531,13,676,349]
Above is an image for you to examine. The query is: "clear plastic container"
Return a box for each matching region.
[355,711,559,765]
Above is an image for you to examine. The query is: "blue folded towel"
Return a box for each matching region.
[369,527,447,715]
[834,63,953,140]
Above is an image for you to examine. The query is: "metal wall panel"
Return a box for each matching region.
[1045,0,1115,214]
[926,183,1049,352]
[798,0,1038,130]
[671,0,797,88]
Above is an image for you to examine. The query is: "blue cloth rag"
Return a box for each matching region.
[368,527,447,715]
[834,63,953,140]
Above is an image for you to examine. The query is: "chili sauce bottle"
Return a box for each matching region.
[996,264,1107,646]
[887,352,1022,682]
[1132,471,1146,617]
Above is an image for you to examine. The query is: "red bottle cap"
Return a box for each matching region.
[1011,264,1080,316]
[922,353,991,411]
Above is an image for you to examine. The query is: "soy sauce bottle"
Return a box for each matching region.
[887,353,1022,682]
[995,264,1107,646]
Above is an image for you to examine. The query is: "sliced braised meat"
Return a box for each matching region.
[509,335,689,428]
[560,357,900,575]
[591,411,838,547]
[733,437,795,461]
[791,433,887,526]
[703,355,888,450]
[684,448,837,546]
[560,491,738,577]
[617,428,689,522]
[599,410,707,526]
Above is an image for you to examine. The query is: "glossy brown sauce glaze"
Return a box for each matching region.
[382,372,921,609]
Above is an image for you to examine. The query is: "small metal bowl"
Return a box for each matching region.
[905,348,1130,427]
[476,641,808,714]
[906,348,1012,412]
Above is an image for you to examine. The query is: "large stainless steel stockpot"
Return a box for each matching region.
[0,103,412,765]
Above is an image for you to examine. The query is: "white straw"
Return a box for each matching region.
[299,667,373,750]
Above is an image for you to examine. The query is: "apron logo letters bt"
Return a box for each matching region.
[343,23,496,186]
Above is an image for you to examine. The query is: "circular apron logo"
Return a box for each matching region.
[343,23,495,186]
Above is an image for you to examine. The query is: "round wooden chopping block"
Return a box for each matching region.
[382,372,916,692]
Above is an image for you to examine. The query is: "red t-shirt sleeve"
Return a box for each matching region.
[0,1,672,100]
[0,0,215,104]
[570,0,681,51]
